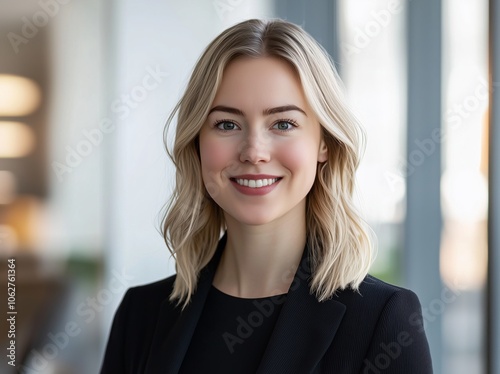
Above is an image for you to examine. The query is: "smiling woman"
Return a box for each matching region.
[100,19,432,374]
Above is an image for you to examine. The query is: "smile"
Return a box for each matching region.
[234,178,280,188]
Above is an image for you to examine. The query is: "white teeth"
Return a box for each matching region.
[235,178,279,188]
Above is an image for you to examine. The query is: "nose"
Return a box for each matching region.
[238,132,271,164]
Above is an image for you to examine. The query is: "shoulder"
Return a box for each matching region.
[332,274,427,343]
[116,274,177,315]
[111,274,180,344]
[324,275,433,373]
[334,274,421,313]
[355,274,428,339]
[362,274,423,309]
[100,274,179,373]
[360,274,416,299]
[109,273,179,333]
[124,274,177,306]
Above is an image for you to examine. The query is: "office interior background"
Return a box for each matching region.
[0,0,499,373]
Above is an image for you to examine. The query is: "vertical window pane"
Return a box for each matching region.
[441,0,488,373]
[338,0,407,284]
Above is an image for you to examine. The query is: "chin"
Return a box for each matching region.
[225,207,282,227]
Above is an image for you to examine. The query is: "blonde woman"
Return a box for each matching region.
[101,19,432,374]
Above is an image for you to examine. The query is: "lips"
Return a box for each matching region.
[229,175,282,195]
[230,175,282,189]
[233,177,279,188]
[230,174,282,180]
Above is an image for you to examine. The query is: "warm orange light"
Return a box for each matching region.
[0,225,18,254]
[0,74,41,116]
[0,121,36,157]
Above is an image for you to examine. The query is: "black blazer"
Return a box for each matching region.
[100,234,433,373]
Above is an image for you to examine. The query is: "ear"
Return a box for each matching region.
[318,139,328,163]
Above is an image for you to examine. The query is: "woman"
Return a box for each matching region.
[100,19,432,373]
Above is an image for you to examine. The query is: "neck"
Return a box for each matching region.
[212,202,307,298]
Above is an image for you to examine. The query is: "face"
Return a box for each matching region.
[198,56,328,226]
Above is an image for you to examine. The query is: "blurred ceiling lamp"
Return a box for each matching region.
[0,74,41,116]
[0,171,17,204]
[0,121,36,157]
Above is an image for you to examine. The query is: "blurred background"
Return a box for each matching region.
[0,0,498,373]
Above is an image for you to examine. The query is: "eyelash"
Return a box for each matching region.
[213,119,298,133]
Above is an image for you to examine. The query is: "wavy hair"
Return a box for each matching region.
[161,18,375,309]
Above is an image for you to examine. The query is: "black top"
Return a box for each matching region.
[179,285,287,374]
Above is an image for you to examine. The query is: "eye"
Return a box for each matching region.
[272,120,297,132]
[214,120,239,131]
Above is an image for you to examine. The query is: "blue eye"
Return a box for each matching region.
[273,120,297,131]
[215,121,239,131]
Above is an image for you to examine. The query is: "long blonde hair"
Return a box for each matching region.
[161,18,375,309]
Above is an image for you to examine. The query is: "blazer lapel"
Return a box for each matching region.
[145,233,346,374]
[256,243,346,374]
[144,233,227,374]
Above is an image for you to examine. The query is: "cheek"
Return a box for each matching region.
[278,138,319,175]
[199,136,235,177]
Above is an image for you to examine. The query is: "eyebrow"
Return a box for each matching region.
[208,105,307,117]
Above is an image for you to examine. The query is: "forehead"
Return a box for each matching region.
[212,56,307,110]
